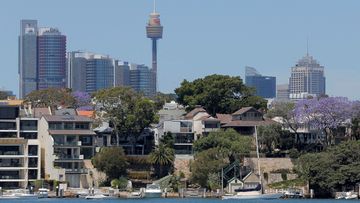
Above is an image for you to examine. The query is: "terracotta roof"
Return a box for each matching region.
[48,130,96,135]
[43,115,93,122]
[232,107,260,115]
[196,115,220,122]
[185,107,207,119]
[216,113,233,124]
[77,110,95,118]
[222,118,276,128]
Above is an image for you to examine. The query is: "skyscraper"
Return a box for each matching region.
[276,84,290,101]
[130,64,152,97]
[146,1,163,97]
[289,54,326,99]
[245,66,276,98]
[19,20,38,98]
[67,51,115,93]
[37,28,66,90]
[19,20,66,98]
[114,60,130,87]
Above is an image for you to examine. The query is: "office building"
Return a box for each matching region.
[114,61,130,87]
[130,64,153,97]
[276,84,290,101]
[289,54,326,100]
[245,66,276,98]
[0,100,41,188]
[19,20,67,98]
[37,28,67,90]
[146,3,163,97]
[19,20,38,98]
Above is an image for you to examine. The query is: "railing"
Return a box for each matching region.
[0,151,21,156]
[0,175,20,179]
[64,168,88,174]
[55,154,81,159]
[20,126,37,131]
[0,163,22,167]
[180,127,192,133]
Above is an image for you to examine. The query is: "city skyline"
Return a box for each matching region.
[2,0,360,99]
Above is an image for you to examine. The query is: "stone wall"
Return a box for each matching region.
[244,157,294,173]
[174,155,193,178]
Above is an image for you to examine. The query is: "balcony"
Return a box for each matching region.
[180,127,192,133]
[174,133,194,144]
[64,168,88,174]
[55,154,84,160]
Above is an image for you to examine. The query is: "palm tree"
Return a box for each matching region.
[149,143,175,178]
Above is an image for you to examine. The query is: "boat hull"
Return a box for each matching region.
[144,192,162,198]
[222,193,283,200]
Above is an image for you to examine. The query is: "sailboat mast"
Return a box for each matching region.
[254,126,262,190]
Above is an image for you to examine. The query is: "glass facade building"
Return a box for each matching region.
[130,64,153,97]
[245,66,276,99]
[85,57,114,93]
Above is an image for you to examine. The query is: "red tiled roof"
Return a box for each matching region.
[216,113,232,124]
[77,110,95,118]
[185,107,207,119]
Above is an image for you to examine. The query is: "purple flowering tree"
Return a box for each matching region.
[72,91,93,110]
[294,97,353,146]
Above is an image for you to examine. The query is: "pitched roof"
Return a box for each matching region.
[232,107,260,115]
[34,108,51,118]
[184,106,207,119]
[216,113,233,124]
[43,115,93,122]
[55,108,77,116]
[222,118,276,128]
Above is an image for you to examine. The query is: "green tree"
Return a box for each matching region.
[92,147,128,180]
[93,87,158,152]
[153,92,177,110]
[175,74,267,116]
[148,143,175,178]
[207,172,221,191]
[160,132,175,147]
[0,91,9,100]
[257,124,282,154]
[191,147,229,188]
[24,88,76,108]
[193,129,252,161]
[295,141,360,197]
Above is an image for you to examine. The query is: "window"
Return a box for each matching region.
[0,122,16,130]
[79,136,92,146]
[49,122,62,130]
[28,145,38,156]
[64,122,73,130]
[75,123,89,130]
[20,132,37,139]
[20,120,37,131]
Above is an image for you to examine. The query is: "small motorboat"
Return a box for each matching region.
[0,194,19,199]
[85,194,116,199]
[38,188,49,198]
[127,191,144,199]
[144,183,162,198]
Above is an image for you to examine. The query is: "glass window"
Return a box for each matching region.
[49,122,62,130]
[79,136,92,146]
[28,145,38,156]
[20,120,37,131]
[75,123,89,130]
[20,132,38,139]
[0,122,16,130]
[64,123,73,130]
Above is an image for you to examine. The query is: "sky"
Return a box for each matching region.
[1,0,360,99]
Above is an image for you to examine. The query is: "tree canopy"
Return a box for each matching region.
[92,147,128,180]
[148,143,175,178]
[175,74,267,115]
[295,141,360,197]
[24,88,76,108]
[93,87,158,150]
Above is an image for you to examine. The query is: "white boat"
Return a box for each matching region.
[127,191,144,199]
[0,194,19,199]
[14,193,38,199]
[38,188,49,198]
[144,183,162,198]
[221,127,283,200]
[85,194,116,199]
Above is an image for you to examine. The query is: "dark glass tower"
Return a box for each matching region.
[146,2,163,97]
[245,66,276,99]
[37,28,66,89]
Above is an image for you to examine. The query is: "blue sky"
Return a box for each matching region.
[1,0,360,99]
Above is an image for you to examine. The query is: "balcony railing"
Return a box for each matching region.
[0,151,21,156]
[65,168,88,174]
[180,127,192,133]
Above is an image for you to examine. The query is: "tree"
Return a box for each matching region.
[267,101,301,143]
[193,129,252,161]
[153,92,177,111]
[191,147,229,188]
[295,141,360,197]
[175,74,267,116]
[72,91,93,110]
[0,91,9,100]
[257,124,282,154]
[160,132,175,147]
[24,88,76,108]
[93,87,158,152]
[92,147,128,180]
[294,97,353,146]
[148,143,175,178]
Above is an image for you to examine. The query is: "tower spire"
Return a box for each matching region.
[153,0,156,13]
[306,36,309,56]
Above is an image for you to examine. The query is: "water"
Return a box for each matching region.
[0,199,356,203]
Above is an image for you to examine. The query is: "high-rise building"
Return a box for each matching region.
[67,51,115,93]
[114,60,130,87]
[276,84,290,101]
[245,66,276,98]
[289,54,326,99]
[130,64,152,97]
[37,28,66,90]
[19,20,38,98]
[19,20,67,98]
[146,2,163,97]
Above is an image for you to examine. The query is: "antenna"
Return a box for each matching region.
[306,36,309,56]
[153,0,156,13]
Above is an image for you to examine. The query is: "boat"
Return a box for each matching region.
[85,194,116,199]
[0,194,19,199]
[222,127,283,200]
[14,193,38,199]
[127,191,144,199]
[336,191,358,200]
[144,183,162,198]
[38,188,49,198]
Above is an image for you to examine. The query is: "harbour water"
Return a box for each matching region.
[0,199,355,203]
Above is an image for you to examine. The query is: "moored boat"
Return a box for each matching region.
[144,183,162,198]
